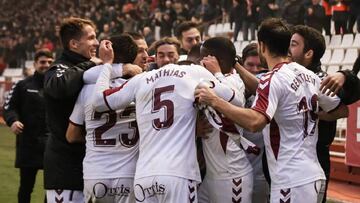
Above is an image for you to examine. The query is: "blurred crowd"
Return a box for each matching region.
[0,0,359,74]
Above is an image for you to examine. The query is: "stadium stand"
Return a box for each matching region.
[328,35,342,49]
[340,34,354,49]
[328,49,345,66]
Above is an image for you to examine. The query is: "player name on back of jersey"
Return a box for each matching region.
[290,72,316,91]
[146,68,186,84]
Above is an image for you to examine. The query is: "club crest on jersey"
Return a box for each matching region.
[92,182,131,199]
[135,182,166,202]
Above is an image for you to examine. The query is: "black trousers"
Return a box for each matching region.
[317,145,331,203]
[18,167,39,203]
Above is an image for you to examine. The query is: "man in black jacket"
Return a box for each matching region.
[304,0,326,32]
[289,25,360,203]
[43,17,102,202]
[3,49,53,203]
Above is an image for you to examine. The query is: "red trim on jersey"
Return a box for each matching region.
[220,115,239,134]
[252,73,274,123]
[102,81,129,111]
[270,119,280,160]
[252,63,287,123]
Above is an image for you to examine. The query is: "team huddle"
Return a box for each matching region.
[16,16,351,203]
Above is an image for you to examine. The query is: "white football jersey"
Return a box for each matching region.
[252,62,341,190]
[202,73,253,179]
[92,63,241,183]
[70,77,139,180]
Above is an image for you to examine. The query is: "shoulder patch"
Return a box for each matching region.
[54,64,69,78]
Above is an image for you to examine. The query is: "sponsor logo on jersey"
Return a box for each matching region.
[93,182,131,199]
[135,182,166,202]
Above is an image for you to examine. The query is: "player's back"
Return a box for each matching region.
[133,64,214,182]
[254,62,339,189]
[201,74,252,179]
[77,79,139,180]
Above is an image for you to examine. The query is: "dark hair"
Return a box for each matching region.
[201,37,236,73]
[110,34,138,64]
[151,37,181,55]
[242,43,259,62]
[125,32,145,40]
[34,49,53,61]
[175,21,199,40]
[186,43,202,64]
[257,18,292,57]
[292,25,326,64]
[60,17,96,49]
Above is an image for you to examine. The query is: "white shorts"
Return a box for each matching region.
[270,179,326,203]
[46,190,84,203]
[198,172,253,203]
[84,178,134,203]
[134,176,198,203]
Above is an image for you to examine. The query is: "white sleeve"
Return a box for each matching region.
[193,65,242,106]
[251,73,282,121]
[318,93,341,112]
[92,63,137,112]
[69,89,85,126]
[83,64,124,84]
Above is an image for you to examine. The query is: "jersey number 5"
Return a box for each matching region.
[152,85,175,130]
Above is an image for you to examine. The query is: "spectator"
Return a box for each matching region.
[257,0,279,23]
[304,0,326,32]
[98,23,111,41]
[123,13,136,33]
[242,0,258,41]
[41,37,54,52]
[331,0,349,34]
[282,0,305,26]
[175,21,201,54]
[3,49,54,203]
[155,10,173,38]
[143,26,156,47]
[322,0,332,35]
[230,0,246,42]
[196,0,217,37]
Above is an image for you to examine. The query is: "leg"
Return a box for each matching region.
[348,14,356,33]
[334,21,341,35]
[18,167,38,203]
[233,22,241,42]
[250,23,256,41]
[242,21,249,41]
[324,16,332,35]
[317,145,330,203]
